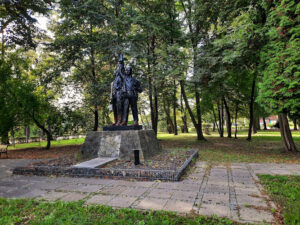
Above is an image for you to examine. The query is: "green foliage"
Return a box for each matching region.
[0,0,52,48]
[259,0,300,117]
[259,175,300,225]
[0,198,235,225]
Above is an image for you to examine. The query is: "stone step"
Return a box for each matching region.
[73,157,117,169]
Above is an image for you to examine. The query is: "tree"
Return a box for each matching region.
[0,0,52,53]
[259,0,299,152]
[52,0,120,131]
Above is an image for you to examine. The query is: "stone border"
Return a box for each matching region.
[13,149,198,181]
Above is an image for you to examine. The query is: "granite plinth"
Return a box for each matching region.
[81,129,161,162]
[103,125,142,131]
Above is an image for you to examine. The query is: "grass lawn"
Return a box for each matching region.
[158,131,300,163]
[258,175,300,225]
[8,138,85,150]
[0,198,236,225]
[6,130,300,163]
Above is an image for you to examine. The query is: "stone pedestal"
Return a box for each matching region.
[81,129,161,162]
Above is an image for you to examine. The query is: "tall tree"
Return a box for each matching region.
[259,0,299,152]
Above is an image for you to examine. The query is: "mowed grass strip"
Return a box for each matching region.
[0,198,237,225]
[7,131,300,163]
[8,138,85,150]
[258,175,300,225]
[158,132,300,163]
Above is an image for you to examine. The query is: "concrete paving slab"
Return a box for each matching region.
[29,182,67,190]
[39,191,68,201]
[15,189,47,199]
[204,184,229,194]
[2,159,299,224]
[239,207,274,223]
[235,187,261,196]
[58,184,102,193]
[236,194,268,207]
[60,192,87,202]
[188,173,204,180]
[132,181,156,188]
[100,186,127,195]
[146,188,173,199]
[73,157,117,168]
[164,200,193,213]
[202,193,229,206]
[70,177,113,185]
[122,187,148,197]
[199,203,231,217]
[174,182,201,192]
[136,198,168,210]
[86,194,114,205]
[171,190,197,202]
[107,196,137,208]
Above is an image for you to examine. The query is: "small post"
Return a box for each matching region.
[134,150,140,165]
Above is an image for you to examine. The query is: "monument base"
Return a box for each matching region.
[81,129,161,162]
[103,125,142,131]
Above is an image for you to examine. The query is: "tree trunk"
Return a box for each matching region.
[194,84,205,140]
[93,106,98,131]
[234,103,238,139]
[278,113,298,152]
[173,80,178,135]
[263,117,267,130]
[0,132,9,145]
[293,119,297,130]
[11,129,15,147]
[212,122,216,132]
[252,116,257,134]
[32,116,52,149]
[25,125,30,143]
[257,117,261,131]
[180,80,205,141]
[223,97,232,138]
[147,36,158,134]
[180,91,188,133]
[212,106,220,134]
[217,100,224,137]
[163,98,175,133]
[247,75,256,141]
[154,86,158,134]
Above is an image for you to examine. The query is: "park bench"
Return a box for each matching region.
[0,145,8,158]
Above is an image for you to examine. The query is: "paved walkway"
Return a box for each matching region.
[1,159,300,224]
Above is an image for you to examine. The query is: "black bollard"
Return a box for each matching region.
[134,150,140,165]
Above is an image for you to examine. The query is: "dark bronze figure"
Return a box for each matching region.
[121,65,142,126]
[110,54,142,126]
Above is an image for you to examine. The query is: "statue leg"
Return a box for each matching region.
[112,97,117,125]
[121,97,129,126]
[116,92,122,126]
[131,96,139,126]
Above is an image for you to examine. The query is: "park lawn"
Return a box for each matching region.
[8,138,85,150]
[158,131,300,163]
[258,175,300,225]
[6,130,300,163]
[0,198,236,225]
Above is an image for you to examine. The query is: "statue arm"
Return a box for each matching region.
[135,79,143,93]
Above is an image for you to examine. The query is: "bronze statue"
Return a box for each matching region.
[120,65,142,126]
[110,54,142,126]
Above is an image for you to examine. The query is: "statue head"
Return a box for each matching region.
[125,65,133,76]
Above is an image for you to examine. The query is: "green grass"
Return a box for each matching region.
[8,138,85,150]
[157,132,300,163]
[8,130,300,163]
[258,175,300,225]
[0,198,236,225]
